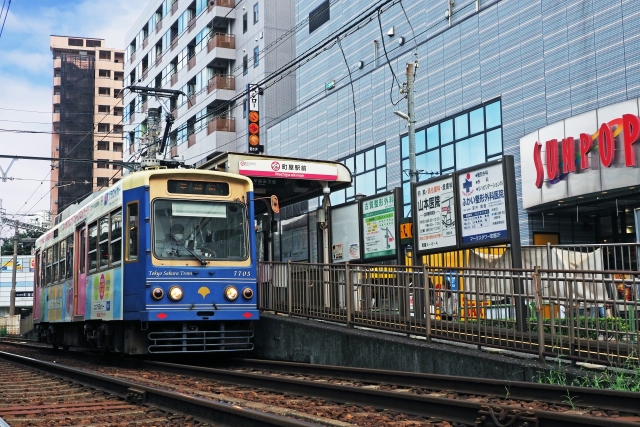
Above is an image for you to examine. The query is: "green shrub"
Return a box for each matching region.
[529,316,633,341]
[0,327,7,337]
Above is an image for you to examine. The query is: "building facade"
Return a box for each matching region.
[50,36,125,216]
[0,256,35,317]
[123,0,295,165]
[264,0,640,254]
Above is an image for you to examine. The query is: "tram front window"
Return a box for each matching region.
[153,199,248,261]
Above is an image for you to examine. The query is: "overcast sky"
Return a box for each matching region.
[0,0,147,229]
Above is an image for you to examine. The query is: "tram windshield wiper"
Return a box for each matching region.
[171,233,207,266]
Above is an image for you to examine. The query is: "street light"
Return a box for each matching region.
[393,111,409,121]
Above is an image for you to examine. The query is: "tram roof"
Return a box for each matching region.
[196,152,353,213]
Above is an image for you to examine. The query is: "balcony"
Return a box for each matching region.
[187,133,196,147]
[156,19,163,34]
[172,109,178,120]
[129,112,135,124]
[141,101,148,113]
[130,50,136,64]
[208,74,235,92]
[54,58,62,68]
[187,95,196,109]
[53,94,60,104]
[156,52,164,67]
[53,76,61,86]
[171,36,178,51]
[188,17,196,33]
[188,56,196,71]
[171,73,179,86]
[143,37,148,49]
[207,117,235,134]
[52,113,60,123]
[208,33,235,52]
[171,0,179,15]
[171,145,178,158]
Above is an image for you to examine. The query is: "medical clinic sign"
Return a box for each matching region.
[520,98,640,209]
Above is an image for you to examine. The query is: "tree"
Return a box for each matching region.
[0,230,44,256]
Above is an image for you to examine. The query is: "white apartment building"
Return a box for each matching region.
[123,0,295,164]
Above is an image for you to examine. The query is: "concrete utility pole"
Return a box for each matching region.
[406,62,416,184]
[9,222,18,316]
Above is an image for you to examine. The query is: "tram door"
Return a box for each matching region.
[74,225,87,316]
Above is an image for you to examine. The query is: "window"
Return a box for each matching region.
[98,141,109,151]
[253,46,259,67]
[253,3,259,24]
[79,229,86,274]
[153,199,248,261]
[98,105,110,113]
[65,236,73,279]
[243,12,247,33]
[45,248,52,285]
[328,144,387,206]
[99,50,111,60]
[88,223,98,271]
[98,124,110,133]
[68,38,83,46]
[113,143,123,152]
[243,55,248,75]
[400,99,503,216]
[86,39,101,47]
[98,216,109,268]
[98,87,110,96]
[309,0,330,33]
[113,125,123,133]
[52,241,60,282]
[243,100,247,119]
[97,177,109,187]
[98,69,111,78]
[126,202,139,262]
[110,209,122,264]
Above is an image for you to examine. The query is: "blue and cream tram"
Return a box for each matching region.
[33,169,258,354]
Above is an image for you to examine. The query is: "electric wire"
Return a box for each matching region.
[336,37,358,167]
[0,0,10,40]
[377,9,403,106]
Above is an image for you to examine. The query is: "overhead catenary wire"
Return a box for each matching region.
[0,0,10,40]
[336,37,358,167]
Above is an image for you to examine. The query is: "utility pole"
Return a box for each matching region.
[9,222,17,316]
[406,61,416,184]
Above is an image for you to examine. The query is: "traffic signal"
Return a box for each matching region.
[248,110,260,151]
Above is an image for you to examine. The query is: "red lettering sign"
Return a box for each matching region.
[533,115,640,186]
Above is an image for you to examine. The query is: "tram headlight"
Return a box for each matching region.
[224,286,239,301]
[242,287,254,300]
[168,286,184,301]
[151,287,164,300]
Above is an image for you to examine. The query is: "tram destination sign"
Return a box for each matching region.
[412,175,457,255]
[456,160,511,247]
[15,292,33,298]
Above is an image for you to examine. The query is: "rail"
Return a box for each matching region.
[258,252,640,366]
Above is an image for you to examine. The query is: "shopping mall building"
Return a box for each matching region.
[262,0,640,260]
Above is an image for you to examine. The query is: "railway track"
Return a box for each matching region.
[0,350,324,427]
[1,340,640,427]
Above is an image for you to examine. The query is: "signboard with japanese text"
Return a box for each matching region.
[247,84,263,153]
[329,202,360,263]
[360,190,399,262]
[456,160,510,247]
[238,159,338,181]
[412,175,458,254]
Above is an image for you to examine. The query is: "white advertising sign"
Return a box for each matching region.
[238,159,338,181]
[361,193,396,260]
[330,203,360,263]
[458,163,508,246]
[415,177,456,252]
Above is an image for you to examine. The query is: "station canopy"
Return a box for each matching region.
[196,152,353,213]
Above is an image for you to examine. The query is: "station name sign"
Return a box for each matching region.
[533,114,640,188]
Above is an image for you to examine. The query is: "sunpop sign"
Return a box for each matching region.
[520,98,640,209]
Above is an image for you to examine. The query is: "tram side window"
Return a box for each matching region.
[99,216,110,268]
[66,235,74,279]
[79,229,86,274]
[58,239,67,282]
[88,223,98,272]
[110,209,122,264]
[39,252,45,287]
[126,202,139,262]
[52,243,59,283]
[45,248,52,285]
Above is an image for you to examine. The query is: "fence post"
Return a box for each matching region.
[567,278,575,358]
[345,262,353,329]
[287,260,292,316]
[533,266,545,363]
[423,265,431,343]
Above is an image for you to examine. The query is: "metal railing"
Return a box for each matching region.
[259,247,640,366]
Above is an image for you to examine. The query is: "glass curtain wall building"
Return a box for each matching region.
[266,0,640,246]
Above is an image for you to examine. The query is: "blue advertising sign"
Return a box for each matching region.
[457,161,509,247]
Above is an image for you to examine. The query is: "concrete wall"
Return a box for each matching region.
[254,313,583,382]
